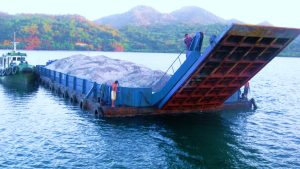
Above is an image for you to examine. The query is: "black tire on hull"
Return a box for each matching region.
[0,69,5,76]
[12,66,19,75]
[5,67,12,75]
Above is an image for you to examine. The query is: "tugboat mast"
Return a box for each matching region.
[12,32,19,52]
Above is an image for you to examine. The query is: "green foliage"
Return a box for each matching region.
[120,24,300,56]
[0,14,123,51]
[120,24,226,52]
[0,13,299,57]
[279,36,300,57]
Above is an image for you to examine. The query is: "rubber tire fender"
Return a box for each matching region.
[12,66,19,75]
[6,67,12,75]
[80,99,88,110]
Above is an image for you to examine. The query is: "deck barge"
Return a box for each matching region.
[36,24,300,117]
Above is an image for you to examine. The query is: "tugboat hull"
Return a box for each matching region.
[0,72,37,86]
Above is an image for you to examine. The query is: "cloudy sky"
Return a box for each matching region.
[0,0,299,28]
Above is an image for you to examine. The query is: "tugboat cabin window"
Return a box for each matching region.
[17,57,21,61]
[13,57,16,61]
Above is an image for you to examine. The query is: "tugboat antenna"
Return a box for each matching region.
[12,32,19,52]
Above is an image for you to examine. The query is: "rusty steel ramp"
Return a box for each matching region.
[158,24,300,111]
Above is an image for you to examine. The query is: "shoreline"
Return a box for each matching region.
[0,49,299,57]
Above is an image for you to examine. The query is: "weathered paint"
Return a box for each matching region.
[158,24,300,111]
[37,63,254,117]
[36,24,300,117]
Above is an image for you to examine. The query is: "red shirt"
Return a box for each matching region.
[112,82,118,92]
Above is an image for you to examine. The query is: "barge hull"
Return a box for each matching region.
[38,75,252,117]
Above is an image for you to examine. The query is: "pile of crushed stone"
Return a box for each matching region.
[46,54,170,91]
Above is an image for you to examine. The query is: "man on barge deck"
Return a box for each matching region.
[111,80,118,107]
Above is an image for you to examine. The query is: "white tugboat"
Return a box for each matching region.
[0,33,36,85]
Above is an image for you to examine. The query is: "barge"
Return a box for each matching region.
[36,24,300,117]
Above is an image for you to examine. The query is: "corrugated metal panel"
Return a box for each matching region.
[68,76,75,90]
[76,78,84,94]
[117,87,152,107]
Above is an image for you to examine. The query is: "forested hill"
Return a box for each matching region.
[120,24,226,52]
[0,12,299,56]
[120,24,300,56]
[0,13,124,51]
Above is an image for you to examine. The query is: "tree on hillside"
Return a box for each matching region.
[0,14,124,51]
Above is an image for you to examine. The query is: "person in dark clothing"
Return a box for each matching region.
[184,33,193,57]
[184,33,193,50]
[243,81,250,98]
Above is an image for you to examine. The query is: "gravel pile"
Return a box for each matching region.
[46,54,170,91]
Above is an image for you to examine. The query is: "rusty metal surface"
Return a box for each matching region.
[38,68,254,117]
[161,24,300,111]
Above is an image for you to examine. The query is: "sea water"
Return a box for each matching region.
[0,50,299,168]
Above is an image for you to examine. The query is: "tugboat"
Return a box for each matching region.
[0,33,36,85]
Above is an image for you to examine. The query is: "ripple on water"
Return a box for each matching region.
[0,57,300,168]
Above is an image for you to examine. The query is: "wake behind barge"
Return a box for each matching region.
[36,24,300,117]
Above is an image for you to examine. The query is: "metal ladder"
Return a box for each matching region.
[152,51,187,89]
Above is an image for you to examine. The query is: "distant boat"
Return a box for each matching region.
[0,33,36,85]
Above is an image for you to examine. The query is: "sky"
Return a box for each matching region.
[0,0,299,28]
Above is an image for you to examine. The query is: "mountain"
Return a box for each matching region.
[257,21,273,26]
[94,6,226,28]
[227,18,244,24]
[0,9,299,56]
[94,6,176,28]
[0,12,9,16]
[170,6,226,25]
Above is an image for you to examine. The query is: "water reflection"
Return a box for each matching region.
[102,113,243,168]
[154,113,237,168]
[0,81,39,96]
[0,56,300,168]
